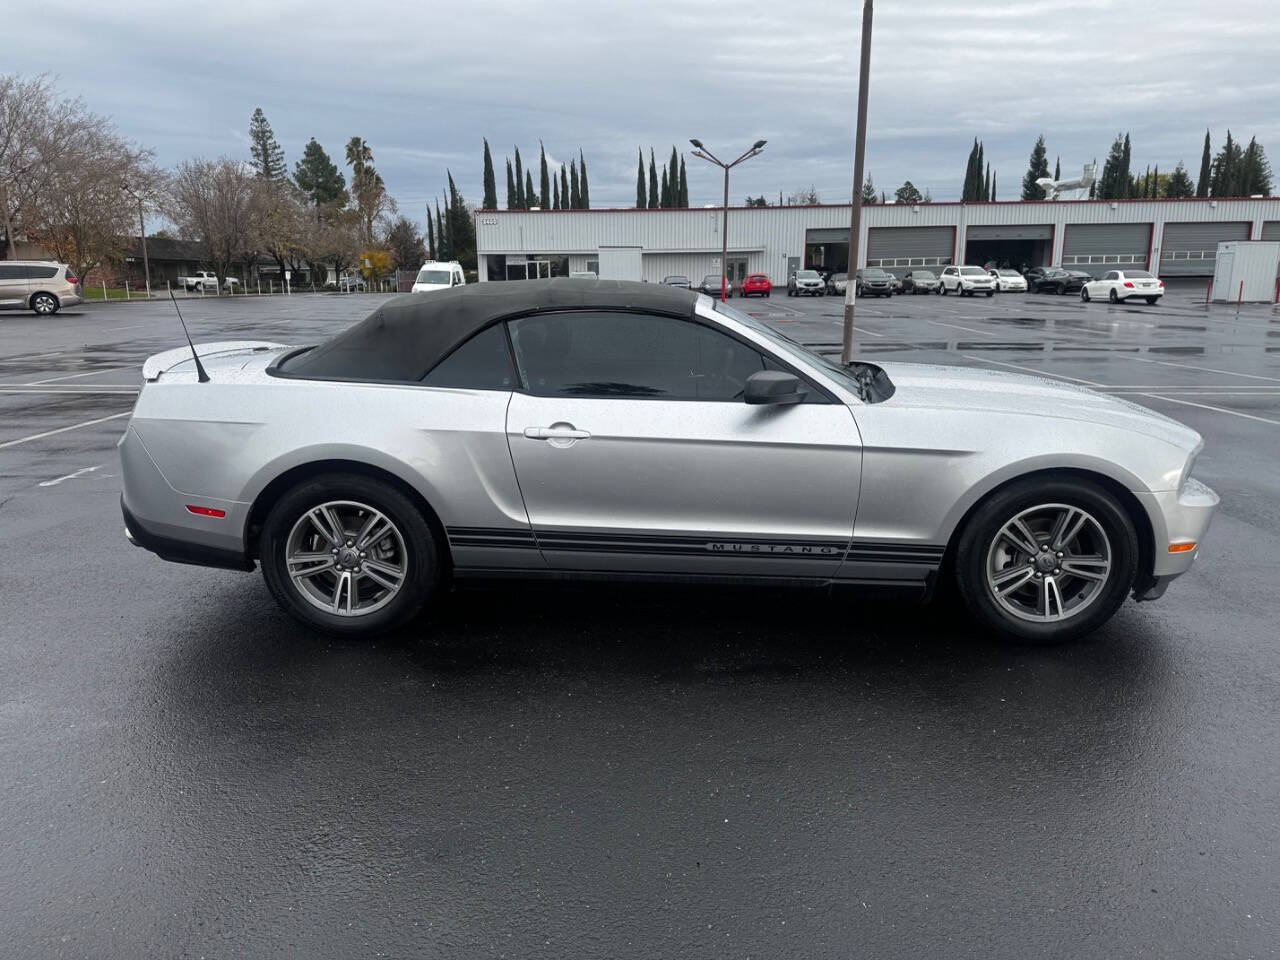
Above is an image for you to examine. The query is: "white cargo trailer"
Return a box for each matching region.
[1210,241,1280,303]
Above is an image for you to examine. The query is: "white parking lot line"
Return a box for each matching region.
[1123,355,1280,384]
[0,411,131,450]
[31,369,128,384]
[959,354,1103,386]
[1140,394,1280,426]
[928,319,995,337]
[39,465,104,487]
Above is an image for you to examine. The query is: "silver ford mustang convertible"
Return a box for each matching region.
[120,279,1217,644]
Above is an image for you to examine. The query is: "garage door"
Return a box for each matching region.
[966,225,1054,240]
[1062,223,1150,270]
[1261,222,1280,241]
[867,226,955,269]
[1160,221,1250,276]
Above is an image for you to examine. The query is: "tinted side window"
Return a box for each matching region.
[0,265,24,281]
[693,324,769,400]
[510,312,698,398]
[422,324,515,390]
[26,266,58,279]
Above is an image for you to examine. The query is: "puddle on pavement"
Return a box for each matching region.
[1148,346,1206,355]
[956,341,1046,352]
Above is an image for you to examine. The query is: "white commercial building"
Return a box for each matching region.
[474,198,1280,287]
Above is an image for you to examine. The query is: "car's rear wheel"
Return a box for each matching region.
[31,292,59,315]
[1146,296,1158,305]
[955,478,1138,644]
[261,474,439,636]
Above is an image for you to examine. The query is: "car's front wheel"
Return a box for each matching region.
[955,478,1138,644]
[1081,287,1091,302]
[1108,288,1119,303]
[261,474,440,636]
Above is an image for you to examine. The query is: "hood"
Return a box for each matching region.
[876,360,1202,450]
[142,341,291,382]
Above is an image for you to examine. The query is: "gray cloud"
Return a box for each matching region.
[8,0,1278,222]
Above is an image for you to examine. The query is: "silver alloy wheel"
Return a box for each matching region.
[33,293,56,315]
[985,502,1112,623]
[284,500,408,617]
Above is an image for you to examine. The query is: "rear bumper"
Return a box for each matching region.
[122,497,254,571]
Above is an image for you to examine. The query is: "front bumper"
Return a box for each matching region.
[1131,477,1219,600]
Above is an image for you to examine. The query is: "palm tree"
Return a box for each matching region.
[345,137,373,175]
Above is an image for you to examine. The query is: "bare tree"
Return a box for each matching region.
[168,157,263,293]
[787,185,821,205]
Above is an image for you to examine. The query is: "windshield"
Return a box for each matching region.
[959,266,985,276]
[416,270,451,285]
[702,275,721,284]
[713,300,866,395]
[664,276,688,283]
[912,271,936,280]
[860,269,887,278]
[832,273,847,281]
[796,270,820,279]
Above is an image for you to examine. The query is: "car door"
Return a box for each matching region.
[0,263,29,307]
[1101,270,1119,297]
[504,309,863,578]
[941,266,956,292]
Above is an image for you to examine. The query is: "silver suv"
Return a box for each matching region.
[0,261,83,315]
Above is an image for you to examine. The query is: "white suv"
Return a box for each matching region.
[940,265,996,297]
[0,261,83,315]
[412,261,466,294]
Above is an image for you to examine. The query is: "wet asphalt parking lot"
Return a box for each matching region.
[2,285,1278,958]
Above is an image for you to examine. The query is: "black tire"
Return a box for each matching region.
[1081,287,1091,302]
[30,292,59,315]
[260,473,440,636]
[939,283,948,295]
[954,477,1139,645]
[986,291,994,297]
[1108,288,1119,303]
[1146,297,1158,305]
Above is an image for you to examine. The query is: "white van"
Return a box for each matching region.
[412,261,466,294]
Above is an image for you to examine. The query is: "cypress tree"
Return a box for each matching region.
[1212,130,1242,196]
[525,171,535,208]
[560,164,569,211]
[578,149,590,209]
[553,179,560,210]
[962,138,979,201]
[976,141,984,197]
[1120,134,1132,198]
[482,138,497,209]
[668,145,679,204]
[1098,134,1126,199]
[991,172,997,202]
[569,161,580,209]
[660,167,670,208]
[539,141,550,208]
[678,156,688,207]
[636,148,646,207]
[1196,130,1212,197]
[436,199,448,260]
[505,158,515,210]
[648,149,659,209]
[514,148,525,208]
[1021,135,1050,200]
[1151,164,1159,198]
[1241,137,1273,195]
[983,163,990,201]
[426,206,435,260]
[1054,156,1061,181]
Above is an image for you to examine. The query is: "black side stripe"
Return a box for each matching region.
[447,527,943,565]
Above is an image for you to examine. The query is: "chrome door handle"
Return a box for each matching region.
[524,424,591,441]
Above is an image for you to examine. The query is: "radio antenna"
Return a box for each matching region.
[169,288,209,383]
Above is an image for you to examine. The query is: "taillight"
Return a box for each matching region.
[65,273,78,285]
[1123,281,1135,288]
[185,505,226,518]
[1159,281,1165,287]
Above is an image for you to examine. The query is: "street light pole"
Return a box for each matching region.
[842,0,874,365]
[122,181,151,298]
[690,139,767,302]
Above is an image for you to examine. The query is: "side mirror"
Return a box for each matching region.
[744,370,805,405]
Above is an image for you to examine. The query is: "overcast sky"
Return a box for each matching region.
[9,0,1279,225]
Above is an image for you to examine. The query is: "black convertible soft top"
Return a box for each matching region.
[277,278,700,381]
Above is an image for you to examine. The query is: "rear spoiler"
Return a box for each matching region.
[142,341,289,382]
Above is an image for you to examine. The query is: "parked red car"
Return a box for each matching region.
[740,273,772,297]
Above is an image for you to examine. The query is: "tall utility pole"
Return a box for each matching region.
[690,139,767,301]
[841,0,874,365]
[121,181,151,297]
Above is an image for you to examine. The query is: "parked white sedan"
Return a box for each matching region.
[1081,269,1164,305]
[987,268,1028,293]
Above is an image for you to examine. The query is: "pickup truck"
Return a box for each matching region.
[177,271,239,293]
